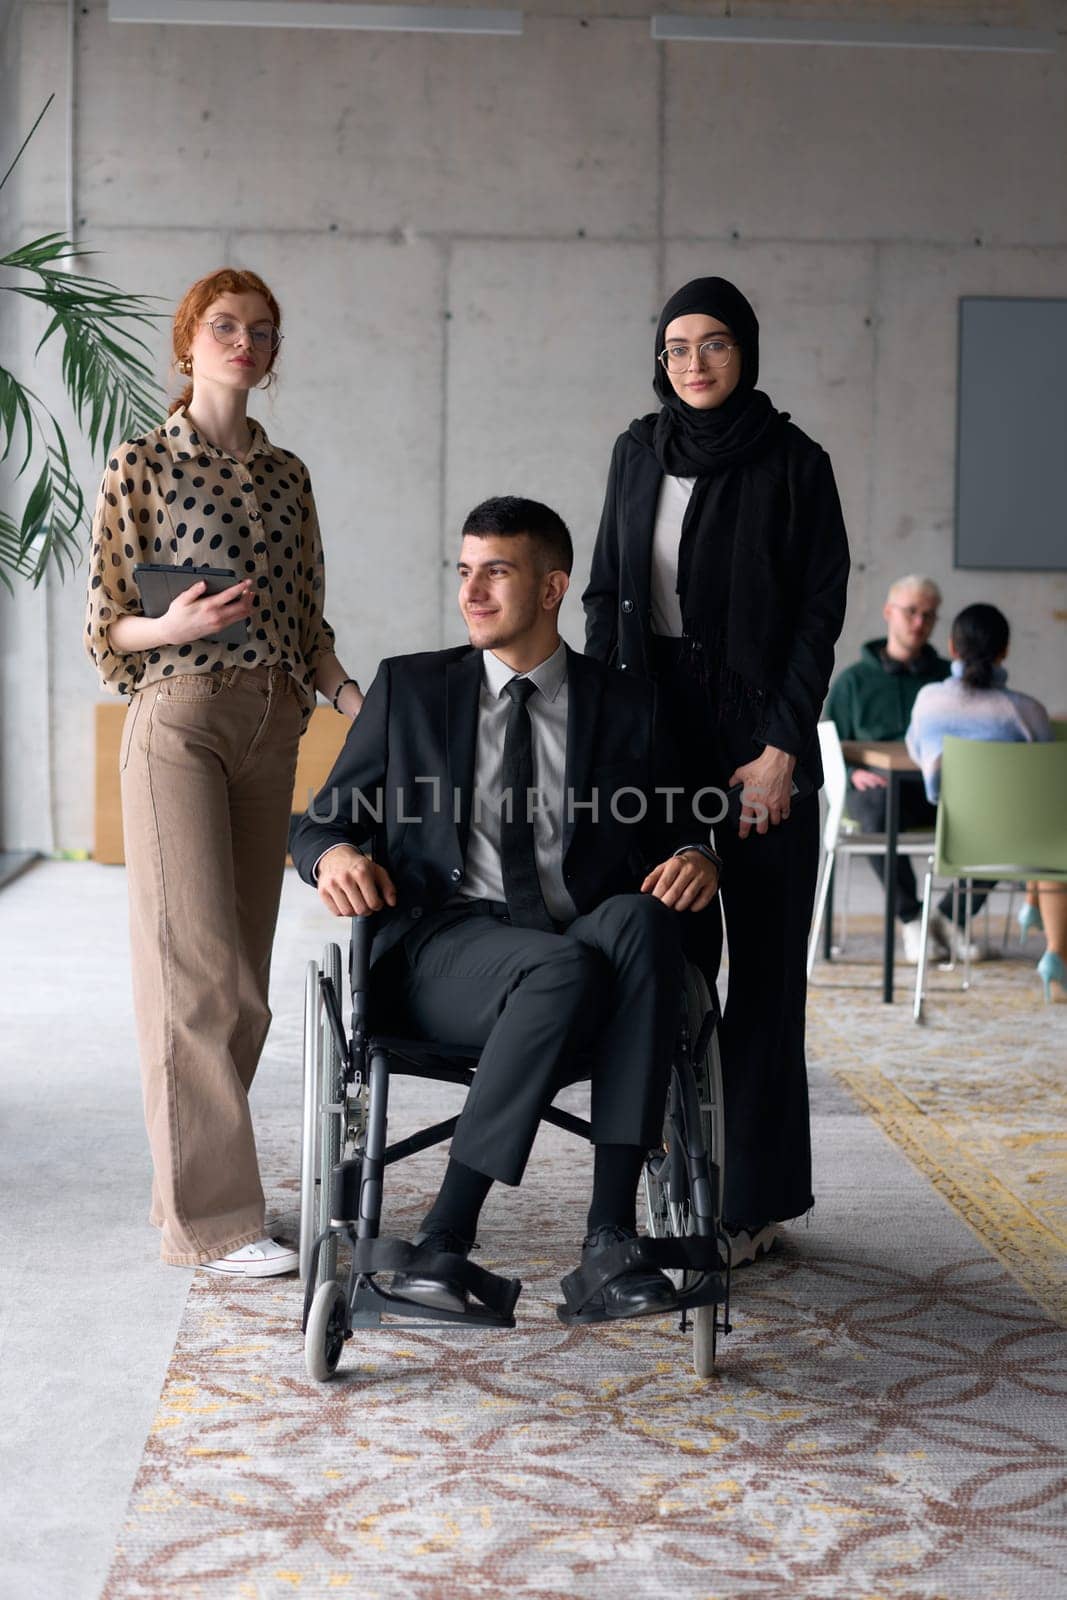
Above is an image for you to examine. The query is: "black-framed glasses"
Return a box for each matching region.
[658,338,736,374]
[889,603,939,624]
[201,317,282,353]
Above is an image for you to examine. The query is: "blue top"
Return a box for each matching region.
[905,661,1051,801]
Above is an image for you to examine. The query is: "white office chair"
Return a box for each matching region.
[807,722,936,977]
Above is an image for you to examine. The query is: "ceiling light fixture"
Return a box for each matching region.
[109,1,523,36]
[650,15,1057,54]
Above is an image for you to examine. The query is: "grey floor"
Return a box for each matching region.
[0,862,337,1600]
[0,859,1025,1600]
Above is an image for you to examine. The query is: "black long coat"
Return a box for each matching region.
[581,420,851,788]
[582,419,851,1228]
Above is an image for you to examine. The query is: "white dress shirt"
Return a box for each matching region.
[457,641,576,924]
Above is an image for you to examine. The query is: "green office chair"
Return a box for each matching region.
[1001,715,1067,938]
[913,737,1067,1022]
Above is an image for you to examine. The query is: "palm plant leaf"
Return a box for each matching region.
[0,510,30,591]
[0,423,87,591]
[3,235,163,460]
[41,438,88,569]
[0,94,53,195]
[0,365,36,473]
[19,443,87,585]
[1,99,166,587]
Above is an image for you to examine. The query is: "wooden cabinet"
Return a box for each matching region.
[93,701,351,865]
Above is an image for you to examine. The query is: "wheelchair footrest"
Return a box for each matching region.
[348,1235,522,1325]
[556,1234,727,1326]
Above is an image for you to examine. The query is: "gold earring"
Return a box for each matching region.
[178,356,192,376]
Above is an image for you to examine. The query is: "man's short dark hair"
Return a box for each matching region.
[461,496,573,575]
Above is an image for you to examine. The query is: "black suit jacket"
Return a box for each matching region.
[290,643,702,967]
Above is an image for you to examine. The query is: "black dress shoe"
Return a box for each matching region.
[390,1228,473,1314]
[580,1224,678,1319]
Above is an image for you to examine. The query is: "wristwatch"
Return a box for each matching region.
[674,843,723,876]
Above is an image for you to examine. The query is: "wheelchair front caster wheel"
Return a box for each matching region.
[692,1304,716,1378]
[305,1279,347,1382]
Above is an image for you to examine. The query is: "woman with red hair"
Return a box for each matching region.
[86,268,362,1275]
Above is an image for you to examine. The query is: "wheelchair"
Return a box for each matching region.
[299,913,731,1382]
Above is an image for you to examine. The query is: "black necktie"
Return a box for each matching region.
[500,677,554,930]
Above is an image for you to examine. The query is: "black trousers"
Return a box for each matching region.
[651,637,817,1229]
[845,784,994,924]
[714,799,819,1228]
[393,894,685,1187]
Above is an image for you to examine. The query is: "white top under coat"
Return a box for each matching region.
[649,473,695,639]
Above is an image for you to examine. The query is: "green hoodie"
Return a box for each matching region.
[825,638,952,744]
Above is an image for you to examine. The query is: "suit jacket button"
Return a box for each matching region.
[619,662,628,671]
[621,599,634,613]
[450,867,462,882]
[411,906,423,919]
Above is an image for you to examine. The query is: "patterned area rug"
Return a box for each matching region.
[809,918,1067,1322]
[101,907,1067,1600]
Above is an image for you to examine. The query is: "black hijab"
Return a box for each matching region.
[637,276,790,712]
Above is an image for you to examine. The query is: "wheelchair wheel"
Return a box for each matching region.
[683,964,725,1379]
[305,1279,347,1381]
[299,959,321,1283]
[298,944,346,1286]
[319,943,344,1284]
[684,963,725,1216]
[643,965,724,1238]
[642,963,725,1378]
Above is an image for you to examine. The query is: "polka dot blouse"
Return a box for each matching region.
[84,407,336,715]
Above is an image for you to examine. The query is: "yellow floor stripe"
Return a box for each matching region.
[832,1062,1066,1321]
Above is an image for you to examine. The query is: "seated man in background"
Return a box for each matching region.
[824,573,967,962]
[291,496,720,1321]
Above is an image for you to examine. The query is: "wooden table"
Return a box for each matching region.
[840,739,924,1003]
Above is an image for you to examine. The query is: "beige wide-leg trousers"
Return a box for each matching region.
[120,666,303,1264]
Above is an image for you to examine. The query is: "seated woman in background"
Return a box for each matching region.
[906,602,1064,1001]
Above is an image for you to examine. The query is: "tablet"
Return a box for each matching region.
[132,563,249,648]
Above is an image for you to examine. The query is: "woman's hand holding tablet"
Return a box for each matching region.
[132,563,255,647]
[158,576,255,646]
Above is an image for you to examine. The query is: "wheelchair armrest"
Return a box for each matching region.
[350,913,377,993]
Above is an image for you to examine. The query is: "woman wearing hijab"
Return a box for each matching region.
[583,276,850,1264]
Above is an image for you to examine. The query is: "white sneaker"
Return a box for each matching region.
[948,924,985,963]
[901,918,926,964]
[200,1237,299,1277]
[928,911,955,960]
[727,1223,779,1269]
[926,911,984,963]
[906,911,956,962]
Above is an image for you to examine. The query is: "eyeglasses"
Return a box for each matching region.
[889,603,939,624]
[658,339,737,374]
[201,317,282,352]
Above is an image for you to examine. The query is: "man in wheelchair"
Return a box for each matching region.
[291,496,720,1323]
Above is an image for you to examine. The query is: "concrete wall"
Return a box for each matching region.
[2,0,1066,849]
[1,0,62,853]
